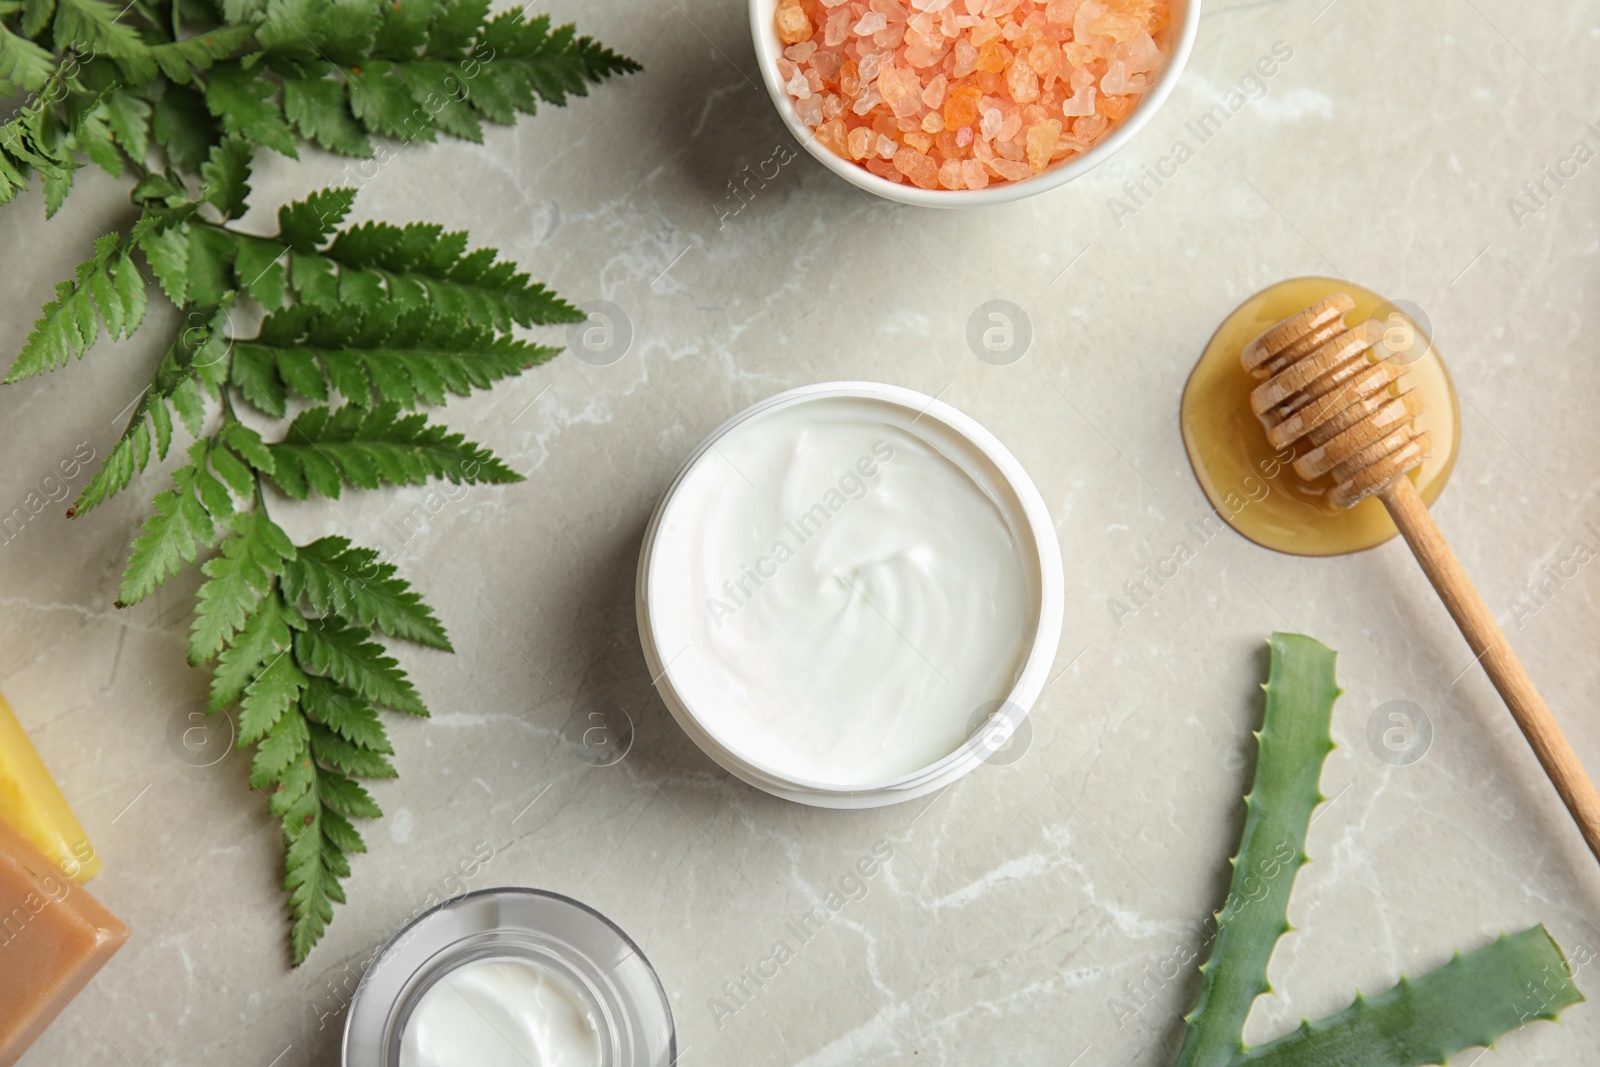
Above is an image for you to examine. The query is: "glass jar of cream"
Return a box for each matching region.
[342,888,675,1067]
[637,382,1063,808]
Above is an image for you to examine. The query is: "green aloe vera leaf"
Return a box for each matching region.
[1174,632,1341,1067]
[1231,925,1583,1067]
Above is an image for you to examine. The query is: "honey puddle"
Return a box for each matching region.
[1181,277,1460,557]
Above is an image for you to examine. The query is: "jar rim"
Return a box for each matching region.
[342,886,675,1067]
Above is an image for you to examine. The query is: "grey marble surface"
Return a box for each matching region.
[3,0,1600,1064]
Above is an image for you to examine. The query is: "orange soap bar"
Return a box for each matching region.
[0,816,127,1067]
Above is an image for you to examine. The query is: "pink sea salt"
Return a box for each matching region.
[774,0,1170,188]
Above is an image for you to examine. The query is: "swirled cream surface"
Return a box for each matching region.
[652,395,1035,785]
[399,958,601,1067]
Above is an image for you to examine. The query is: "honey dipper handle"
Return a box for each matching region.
[1381,476,1600,864]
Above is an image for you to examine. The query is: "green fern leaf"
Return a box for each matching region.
[151,82,219,171]
[0,23,54,94]
[277,187,356,253]
[299,673,391,754]
[346,62,427,140]
[241,304,555,410]
[200,135,252,220]
[294,617,426,715]
[139,222,191,305]
[204,64,298,158]
[118,455,218,606]
[281,781,344,966]
[264,402,520,500]
[100,89,152,166]
[210,590,298,711]
[281,535,451,650]
[239,647,308,744]
[5,233,146,382]
[250,707,309,790]
[51,0,153,80]
[282,72,371,157]
[19,0,54,39]
[316,766,382,818]
[309,722,395,778]
[150,23,255,85]
[190,509,297,664]
[222,421,275,473]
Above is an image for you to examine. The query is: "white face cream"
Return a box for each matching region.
[648,393,1039,787]
[399,958,602,1067]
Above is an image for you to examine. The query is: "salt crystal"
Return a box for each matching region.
[952,38,979,77]
[944,84,981,126]
[775,1,812,44]
[1101,58,1127,94]
[1119,31,1163,73]
[769,0,1169,188]
[878,65,924,116]
[1025,117,1061,172]
[1005,59,1040,102]
[1045,0,1077,22]
[1072,111,1107,139]
[816,118,850,157]
[825,10,852,46]
[854,11,889,34]
[1060,83,1095,116]
[987,156,1032,180]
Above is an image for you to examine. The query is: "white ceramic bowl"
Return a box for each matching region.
[749,0,1201,207]
[636,383,1064,808]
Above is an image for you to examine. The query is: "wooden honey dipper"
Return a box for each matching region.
[1243,293,1600,865]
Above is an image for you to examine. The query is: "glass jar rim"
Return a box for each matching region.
[342,886,675,1067]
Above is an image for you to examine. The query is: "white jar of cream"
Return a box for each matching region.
[637,382,1063,807]
[342,888,674,1067]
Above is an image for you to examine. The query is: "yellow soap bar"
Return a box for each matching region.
[0,692,100,884]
